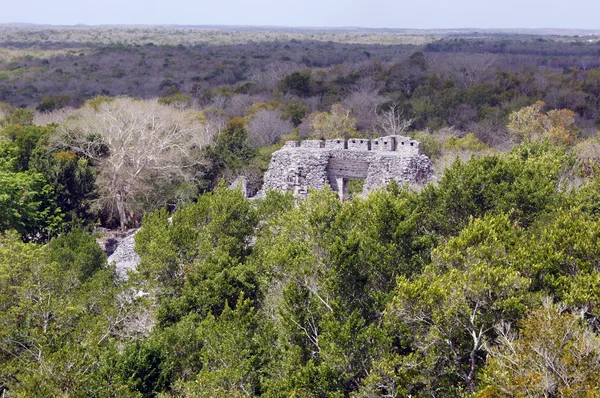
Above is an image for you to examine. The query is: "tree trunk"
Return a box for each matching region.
[116,193,127,231]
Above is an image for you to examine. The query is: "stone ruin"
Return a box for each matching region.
[103,136,433,278]
[255,135,434,200]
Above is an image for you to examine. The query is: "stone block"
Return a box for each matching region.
[301,140,325,149]
[372,137,395,151]
[348,138,371,150]
[394,135,422,155]
[283,140,300,148]
[325,139,347,149]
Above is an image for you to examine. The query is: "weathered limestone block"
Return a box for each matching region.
[260,148,330,195]
[301,140,325,149]
[394,135,422,156]
[372,136,395,151]
[325,139,347,149]
[348,138,371,151]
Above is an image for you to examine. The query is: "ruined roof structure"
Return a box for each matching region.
[255,135,434,200]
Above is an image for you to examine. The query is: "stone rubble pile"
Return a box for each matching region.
[106,229,140,279]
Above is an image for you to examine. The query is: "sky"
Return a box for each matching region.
[1,0,600,30]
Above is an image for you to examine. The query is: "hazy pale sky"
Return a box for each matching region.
[2,0,599,29]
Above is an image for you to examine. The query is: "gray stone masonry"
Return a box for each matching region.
[348,138,371,151]
[325,139,348,149]
[255,135,433,200]
[300,139,325,149]
[372,136,394,151]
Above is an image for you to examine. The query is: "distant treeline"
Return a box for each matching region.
[1,29,600,143]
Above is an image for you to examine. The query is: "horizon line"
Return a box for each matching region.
[1,22,600,34]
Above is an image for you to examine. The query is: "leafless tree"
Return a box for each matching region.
[447,103,478,130]
[32,107,77,126]
[210,95,230,111]
[198,106,228,143]
[342,80,384,131]
[246,109,294,147]
[248,61,302,91]
[228,94,256,117]
[376,103,414,136]
[57,98,210,230]
[446,54,498,90]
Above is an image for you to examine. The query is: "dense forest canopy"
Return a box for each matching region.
[1,26,600,397]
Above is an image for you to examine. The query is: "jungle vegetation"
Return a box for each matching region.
[1,26,600,397]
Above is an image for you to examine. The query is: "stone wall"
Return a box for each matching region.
[325,139,347,149]
[348,138,371,151]
[255,136,433,200]
[300,140,324,149]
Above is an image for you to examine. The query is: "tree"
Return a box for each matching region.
[0,230,137,396]
[341,83,383,132]
[0,108,34,128]
[246,109,294,147]
[446,54,496,90]
[36,94,70,113]
[135,183,259,324]
[169,298,274,397]
[29,149,98,227]
[480,301,600,397]
[57,97,209,229]
[421,140,567,235]
[386,214,531,395]
[252,188,409,396]
[507,101,579,145]
[0,123,96,238]
[309,104,358,139]
[0,170,62,240]
[376,102,414,136]
[281,99,309,127]
[202,118,255,187]
[279,71,313,97]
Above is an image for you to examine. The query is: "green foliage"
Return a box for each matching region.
[0,140,18,171]
[409,130,443,159]
[0,90,598,396]
[0,231,134,396]
[36,94,70,112]
[116,339,172,397]
[0,108,34,127]
[0,123,97,236]
[444,132,489,152]
[507,101,580,145]
[480,302,600,397]
[47,228,106,282]
[158,92,191,108]
[84,95,115,111]
[30,148,98,226]
[202,118,256,188]
[309,104,358,140]
[516,208,600,302]
[135,184,259,324]
[0,169,62,240]
[0,125,65,239]
[170,297,274,397]
[385,214,531,394]
[421,140,568,235]
[279,71,313,97]
[281,99,309,126]
[1,123,53,171]
[249,186,440,396]
[345,178,364,200]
